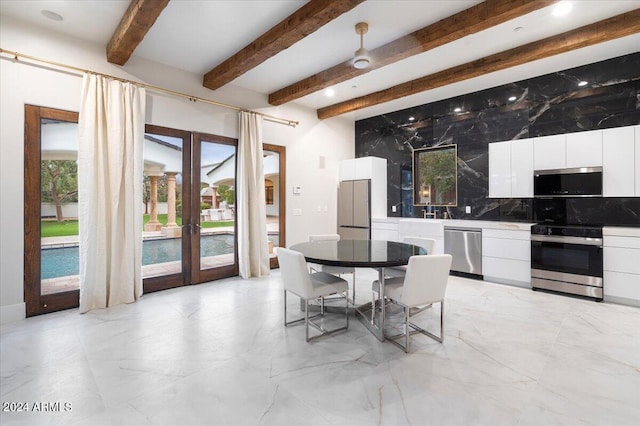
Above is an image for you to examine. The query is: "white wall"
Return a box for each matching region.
[0,16,354,323]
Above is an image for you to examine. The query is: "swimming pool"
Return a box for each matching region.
[41,234,236,279]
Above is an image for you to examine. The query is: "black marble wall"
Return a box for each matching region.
[355,53,640,226]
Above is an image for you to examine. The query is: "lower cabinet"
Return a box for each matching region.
[371,220,399,242]
[604,234,640,306]
[482,229,531,287]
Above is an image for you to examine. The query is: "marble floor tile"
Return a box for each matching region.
[2,270,639,425]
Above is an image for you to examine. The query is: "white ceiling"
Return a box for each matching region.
[1,1,639,121]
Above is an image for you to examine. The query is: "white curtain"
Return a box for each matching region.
[77,74,145,313]
[237,111,270,278]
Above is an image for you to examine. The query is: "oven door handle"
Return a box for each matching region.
[531,235,603,246]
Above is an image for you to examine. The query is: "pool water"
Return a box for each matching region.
[41,234,235,279]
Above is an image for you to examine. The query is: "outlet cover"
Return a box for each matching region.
[293,208,302,216]
[465,206,471,214]
[391,205,397,212]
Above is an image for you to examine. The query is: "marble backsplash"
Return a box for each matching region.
[355,53,640,226]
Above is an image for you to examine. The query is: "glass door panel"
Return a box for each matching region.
[40,120,80,296]
[25,106,80,316]
[192,133,238,282]
[263,144,286,268]
[142,125,191,292]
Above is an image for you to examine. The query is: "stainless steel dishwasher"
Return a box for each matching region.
[444,227,482,275]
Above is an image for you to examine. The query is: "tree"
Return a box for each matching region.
[418,148,457,205]
[41,160,78,221]
[217,184,235,205]
[142,174,170,214]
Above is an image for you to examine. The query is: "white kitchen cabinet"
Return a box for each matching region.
[511,138,534,197]
[534,134,566,170]
[488,139,533,198]
[488,141,511,197]
[481,228,531,287]
[371,220,399,242]
[339,159,356,181]
[635,125,640,196]
[603,126,635,197]
[603,232,640,306]
[566,129,602,168]
[398,219,445,254]
[339,156,387,218]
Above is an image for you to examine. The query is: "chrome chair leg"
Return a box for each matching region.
[305,299,309,342]
[352,271,356,304]
[283,289,287,326]
[405,307,410,353]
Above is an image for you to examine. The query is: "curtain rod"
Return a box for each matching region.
[0,48,299,128]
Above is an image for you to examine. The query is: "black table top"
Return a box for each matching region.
[289,240,427,268]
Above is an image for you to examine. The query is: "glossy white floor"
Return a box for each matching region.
[2,269,639,426]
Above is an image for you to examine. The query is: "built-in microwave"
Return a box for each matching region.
[533,167,602,198]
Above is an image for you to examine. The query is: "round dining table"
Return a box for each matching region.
[289,239,427,342]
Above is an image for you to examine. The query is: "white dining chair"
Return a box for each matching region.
[385,237,436,278]
[372,254,452,352]
[277,247,349,342]
[308,234,357,303]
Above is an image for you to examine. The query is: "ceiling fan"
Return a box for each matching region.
[353,22,371,69]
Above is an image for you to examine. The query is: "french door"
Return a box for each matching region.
[25,106,285,316]
[191,132,238,283]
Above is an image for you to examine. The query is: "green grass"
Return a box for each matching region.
[41,220,79,238]
[41,214,234,237]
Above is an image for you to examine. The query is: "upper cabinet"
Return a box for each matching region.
[488,139,533,198]
[566,129,602,168]
[534,134,566,170]
[603,126,635,197]
[489,125,638,199]
[534,131,604,170]
[488,141,511,198]
[511,138,534,197]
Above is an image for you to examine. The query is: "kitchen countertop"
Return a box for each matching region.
[394,218,535,231]
[603,227,640,237]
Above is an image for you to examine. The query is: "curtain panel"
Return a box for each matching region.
[78,74,145,313]
[237,111,270,278]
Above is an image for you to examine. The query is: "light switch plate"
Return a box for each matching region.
[293,185,301,195]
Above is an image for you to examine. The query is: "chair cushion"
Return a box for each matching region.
[310,271,349,299]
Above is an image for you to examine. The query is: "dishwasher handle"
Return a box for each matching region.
[444,227,482,233]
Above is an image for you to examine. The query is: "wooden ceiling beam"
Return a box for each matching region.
[202,0,365,91]
[107,0,170,65]
[317,9,640,119]
[268,0,555,106]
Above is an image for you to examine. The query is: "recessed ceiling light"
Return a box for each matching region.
[508,96,517,101]
[552,1,572,17]
[324,88,335,97]
[454,107,462,113]
[41,10,63,21]
[408,116,415,121]
[578,81,588,87]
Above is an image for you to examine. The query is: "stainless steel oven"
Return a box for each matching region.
[531,224,603,300]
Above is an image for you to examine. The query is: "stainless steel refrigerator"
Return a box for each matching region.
[338,179,371,240]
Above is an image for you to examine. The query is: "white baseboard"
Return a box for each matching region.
[483,276,530,289]
[604,295,640,308]
[1,302,26,325]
